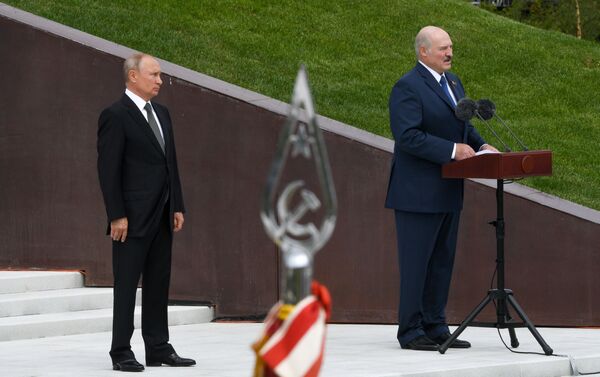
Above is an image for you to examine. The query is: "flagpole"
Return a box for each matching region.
[260,65,337,305]
[255,66,337,377]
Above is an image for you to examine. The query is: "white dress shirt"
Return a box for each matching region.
[125,88,165,139]
[418,61,458,159]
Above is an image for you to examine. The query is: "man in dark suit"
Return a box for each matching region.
[98,53,195,371]
[385,26,498,351]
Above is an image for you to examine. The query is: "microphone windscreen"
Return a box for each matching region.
[477,99,496,120]
[455,98,478,121]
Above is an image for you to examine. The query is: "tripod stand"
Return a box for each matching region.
[438,178,553,355]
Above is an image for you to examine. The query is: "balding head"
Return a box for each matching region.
[124,53,163,101]
[414,26,447,57]
[414,26,453,74]
[123,53,150,83]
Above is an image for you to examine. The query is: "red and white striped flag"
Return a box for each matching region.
[253,282,331,377]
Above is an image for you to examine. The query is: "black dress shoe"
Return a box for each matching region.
[113,359,145,372]
[146,352,196,367]
[401,335,439,351]
[432,332,471,348]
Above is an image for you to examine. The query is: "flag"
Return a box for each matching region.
[253,281,331,377]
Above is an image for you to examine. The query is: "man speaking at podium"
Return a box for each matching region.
[385,26,497,351]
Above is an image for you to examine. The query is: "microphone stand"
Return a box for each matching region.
[493,113,529,151]
[439,179,553,355]
[475,112,511,152]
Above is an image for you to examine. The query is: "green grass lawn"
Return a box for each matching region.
[5,0,600,210]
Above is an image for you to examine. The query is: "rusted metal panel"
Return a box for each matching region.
[0,14,280,317]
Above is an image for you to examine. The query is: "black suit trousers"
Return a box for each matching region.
[109,204,174,363]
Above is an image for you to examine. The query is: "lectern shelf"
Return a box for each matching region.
[442,150,552,180]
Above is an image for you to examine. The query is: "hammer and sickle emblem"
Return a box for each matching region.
[275,180,321,245]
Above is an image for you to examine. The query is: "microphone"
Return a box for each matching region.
[455,98,511,152]
[475,98,495,121]
[455,98,478,121]
[477,99,529,151]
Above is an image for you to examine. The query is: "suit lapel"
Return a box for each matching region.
[415,64,468,140]
[120,94,165,156]
[416,64,456,110]
[446,73,464,102]
[444,73,469,141]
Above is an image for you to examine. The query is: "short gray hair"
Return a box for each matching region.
[123,53,149,83]
[414,28,433,58]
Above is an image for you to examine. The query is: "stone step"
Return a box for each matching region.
[0,271,214,342]
[0,271,83,294]
[0,287,142,318]
[0,305,213,342]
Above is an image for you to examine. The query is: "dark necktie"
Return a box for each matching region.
[439,75,456,107]
[144,103,165,153]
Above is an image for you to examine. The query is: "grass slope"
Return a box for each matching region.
[4,0,600,210]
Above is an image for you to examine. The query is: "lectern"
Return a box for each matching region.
[439,150,553,355]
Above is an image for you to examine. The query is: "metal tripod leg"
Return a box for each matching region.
[508,326,519,348]
[501,302,520,348]
[496,293,520,348]
[507,294,553,355]
[439,294,492,354]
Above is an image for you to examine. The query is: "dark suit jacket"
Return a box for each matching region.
[97,94,185,238]
[385,63,485,213]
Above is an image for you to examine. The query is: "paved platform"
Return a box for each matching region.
[1,323,599,376]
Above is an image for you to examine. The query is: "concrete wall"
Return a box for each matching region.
[1,5,599,325]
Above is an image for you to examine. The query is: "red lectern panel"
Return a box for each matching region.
[442,150,552,179]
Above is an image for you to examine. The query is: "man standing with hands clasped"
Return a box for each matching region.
[98,53,195,371]
[385,26,498,351]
